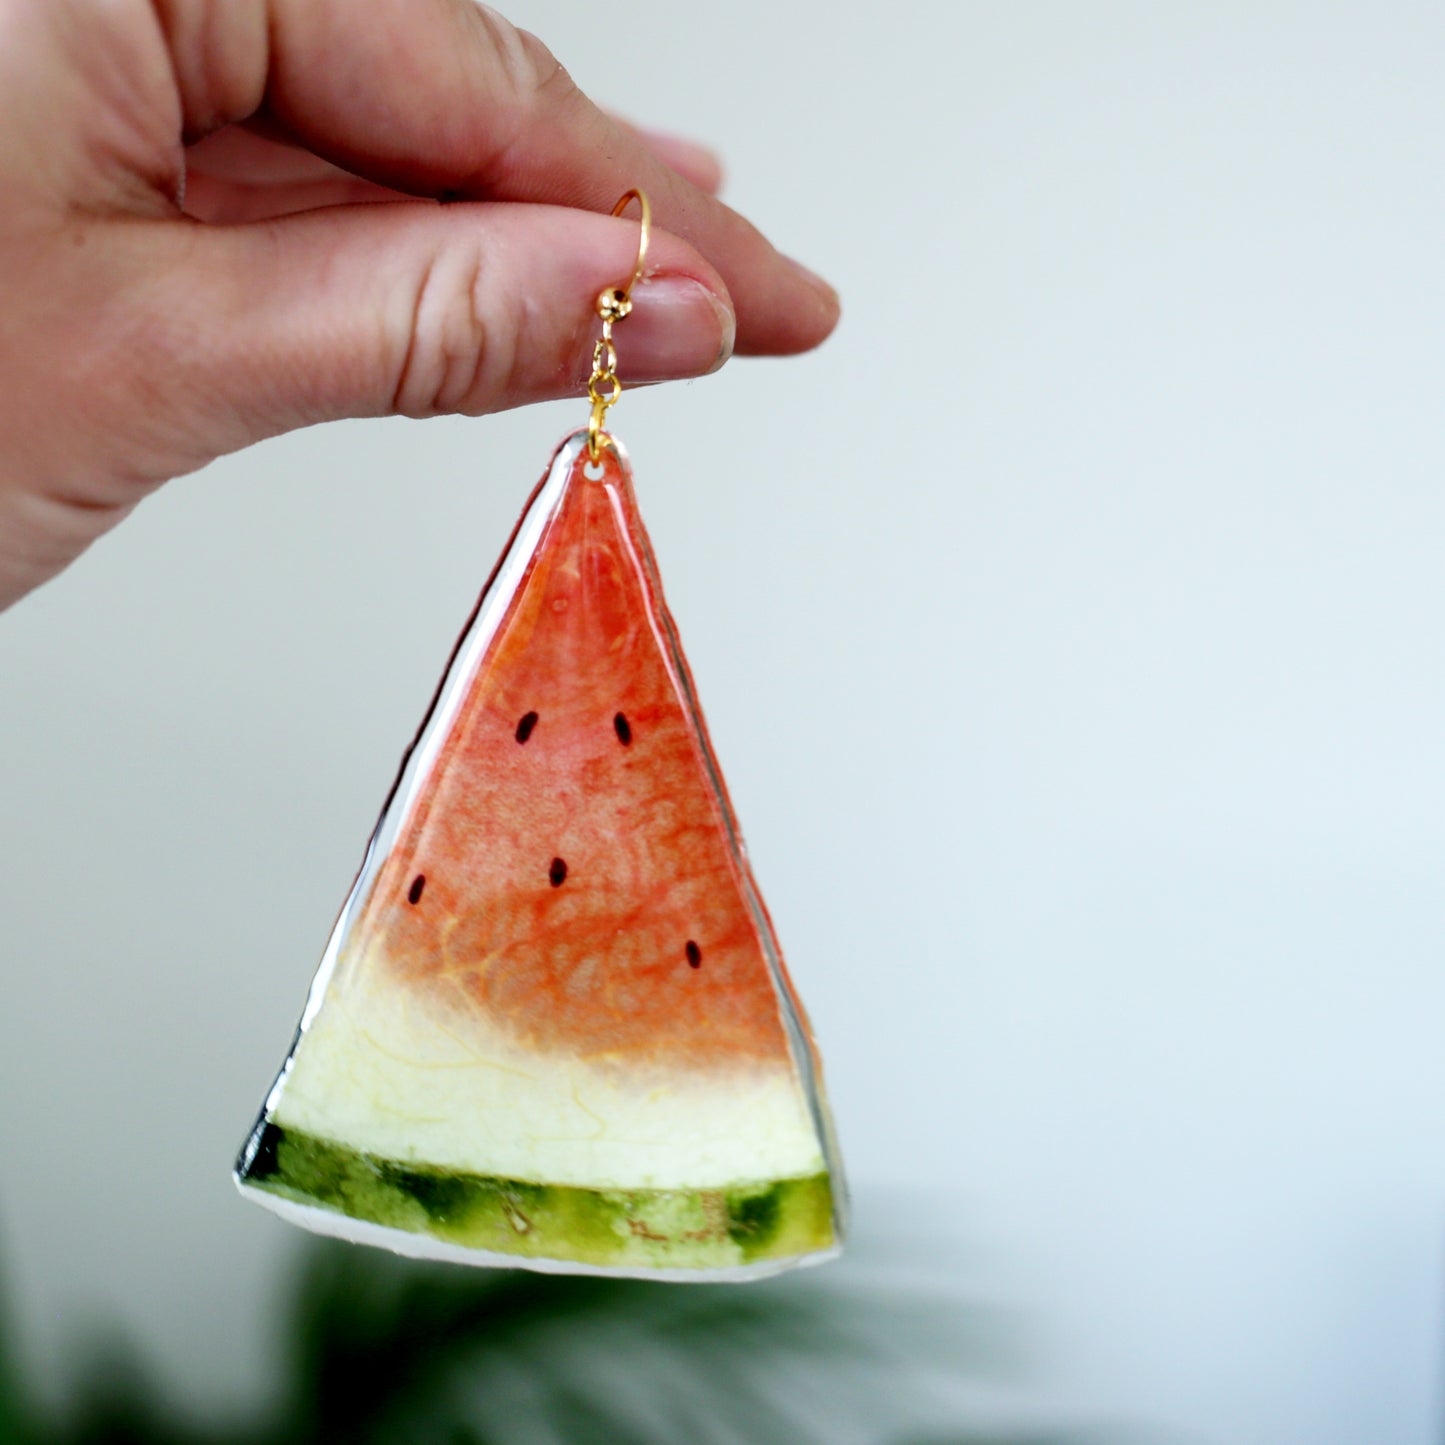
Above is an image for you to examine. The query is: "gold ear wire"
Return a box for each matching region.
[587,189,652,464]
[611,189,651,302]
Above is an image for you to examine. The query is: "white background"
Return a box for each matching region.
[3,3,1444,1441]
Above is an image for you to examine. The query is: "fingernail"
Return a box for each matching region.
[622,276,735,382]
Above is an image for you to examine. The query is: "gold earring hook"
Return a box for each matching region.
[613,188,652,298]
[587,188,651,463]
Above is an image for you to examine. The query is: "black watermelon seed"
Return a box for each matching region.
[549,857,568,887]
[407,875,426,905]
[515,711,539,743]
[686,940,702,968]
[613,712,632,746]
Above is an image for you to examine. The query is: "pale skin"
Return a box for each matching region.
[0,0,839,610]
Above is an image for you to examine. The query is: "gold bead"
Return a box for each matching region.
[596,287,632,322]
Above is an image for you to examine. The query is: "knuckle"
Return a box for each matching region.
[391,244,513,418]
[462,8,586,188]
[472,5,575,105]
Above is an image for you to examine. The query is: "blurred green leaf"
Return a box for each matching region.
[0,1266,36,1445]
[3,1234,1144,1444]
[281,1246,881,1443]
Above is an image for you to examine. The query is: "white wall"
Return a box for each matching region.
[3,3,1444,1441]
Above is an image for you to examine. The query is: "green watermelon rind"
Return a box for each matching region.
[237,1121,837,1274]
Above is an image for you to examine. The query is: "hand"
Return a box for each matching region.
[0,0,839,609]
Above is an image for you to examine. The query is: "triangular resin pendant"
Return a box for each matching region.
[236,431,845,1279]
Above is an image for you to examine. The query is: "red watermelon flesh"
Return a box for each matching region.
[236,432,843,1278]
[368,450,800,1068]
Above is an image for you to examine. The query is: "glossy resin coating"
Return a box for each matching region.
[237,432,845,1279]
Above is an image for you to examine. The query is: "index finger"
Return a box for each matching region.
[157,0,839,355]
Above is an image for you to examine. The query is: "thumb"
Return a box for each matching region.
[140,200,735,459]
[0,201,731,608]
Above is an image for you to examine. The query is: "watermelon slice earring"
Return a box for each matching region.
[235,192,845,1279]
